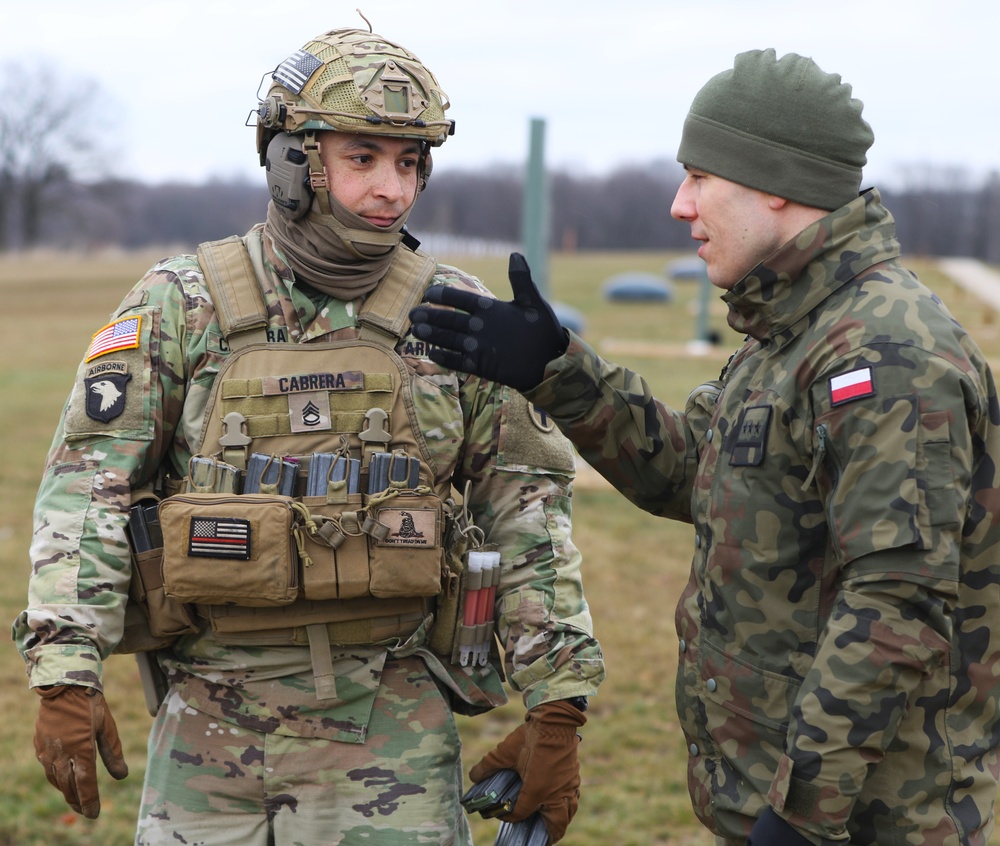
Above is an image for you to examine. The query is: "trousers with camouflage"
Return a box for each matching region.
[135,656,471,846]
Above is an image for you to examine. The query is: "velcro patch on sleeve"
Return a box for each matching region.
[829,366,875,406]
[495,389,576,475]
[64,308,158,441]
[83,360,132,423]
[85,316,142,362]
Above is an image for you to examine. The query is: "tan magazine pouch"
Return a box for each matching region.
[426,521,469,659]
[159,493,302,606]
[299,489,445,600]
[116,492,201,654]
[298,495,370,600]
[366,489,444,598]
[129,547,201,641]
[425,489,495,662]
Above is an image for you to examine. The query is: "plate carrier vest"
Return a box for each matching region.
[123,232,483,705]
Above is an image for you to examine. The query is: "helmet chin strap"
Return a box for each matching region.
[298,131,417,261]
[302,132,333,216]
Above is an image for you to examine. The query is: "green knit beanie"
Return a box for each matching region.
[676,49,874,210]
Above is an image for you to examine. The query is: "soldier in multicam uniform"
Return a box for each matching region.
[14,23,603,846]
[411,49,1000,846]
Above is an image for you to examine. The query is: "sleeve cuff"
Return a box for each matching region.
[23,643,104,691]
[768,753,852,843]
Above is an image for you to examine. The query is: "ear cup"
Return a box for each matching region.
[265,133,313,219]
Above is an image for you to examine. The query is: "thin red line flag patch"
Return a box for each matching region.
[188,516,251,560]
[829,366,875,405]
[85,316,141,362]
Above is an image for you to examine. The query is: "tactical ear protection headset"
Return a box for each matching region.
[265,132,312,220]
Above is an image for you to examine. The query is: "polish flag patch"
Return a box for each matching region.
[829,367,875,405]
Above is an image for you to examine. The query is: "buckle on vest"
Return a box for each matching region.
[219,411,252,468]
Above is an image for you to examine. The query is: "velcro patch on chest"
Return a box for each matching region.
[188,516,252,560]
[372,506,439,548]
[261,371,364,394]
[258,371,366,433]
[287,394,332,432]
[729,405,772,467]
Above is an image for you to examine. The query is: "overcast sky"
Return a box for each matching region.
[6,0,998,189]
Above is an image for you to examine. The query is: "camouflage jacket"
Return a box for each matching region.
[526,190,1000,845]
[13,224,604,741]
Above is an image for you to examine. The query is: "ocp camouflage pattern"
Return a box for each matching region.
[526,190,1000,845]
[136,657,472,845]
[13,223,603,735]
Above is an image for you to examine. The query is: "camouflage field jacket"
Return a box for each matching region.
[13,225,604,741]
[526,190,1000,845]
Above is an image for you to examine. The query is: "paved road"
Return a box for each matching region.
[938,257,1000,312]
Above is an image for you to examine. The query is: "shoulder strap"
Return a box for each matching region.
[358,244,438,346]
[196,235,269,350]
[198,234,437,350]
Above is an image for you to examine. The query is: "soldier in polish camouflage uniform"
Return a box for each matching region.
[14,25,603,846]
[411,50,1000,846]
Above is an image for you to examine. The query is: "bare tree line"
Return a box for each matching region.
[7,164,996,262]
[1,61,997,260]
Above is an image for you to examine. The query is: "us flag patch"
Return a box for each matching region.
[188,516,251,560]
[273,49,322,94]
[85,316,141,362]
[830,366,875,405]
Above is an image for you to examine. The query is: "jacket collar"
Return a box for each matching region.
[722,189,901,344]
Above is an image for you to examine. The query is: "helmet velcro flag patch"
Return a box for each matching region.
[85,316,141,362]
[829,366,875,405]
[274,49,323,95]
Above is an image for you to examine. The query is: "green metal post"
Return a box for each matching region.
[521,118,550,297]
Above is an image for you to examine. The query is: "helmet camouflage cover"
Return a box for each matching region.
[256,28,454,160]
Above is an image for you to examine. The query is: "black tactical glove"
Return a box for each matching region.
[409,252,567,392]
[747,807,816,846]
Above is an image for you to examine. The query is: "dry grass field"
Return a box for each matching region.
[1,248,999,845]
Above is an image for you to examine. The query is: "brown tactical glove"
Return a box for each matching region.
[34,685,129,819]
[469,699,586,843]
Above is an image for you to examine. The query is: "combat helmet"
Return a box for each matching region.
[255,26,455,218]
